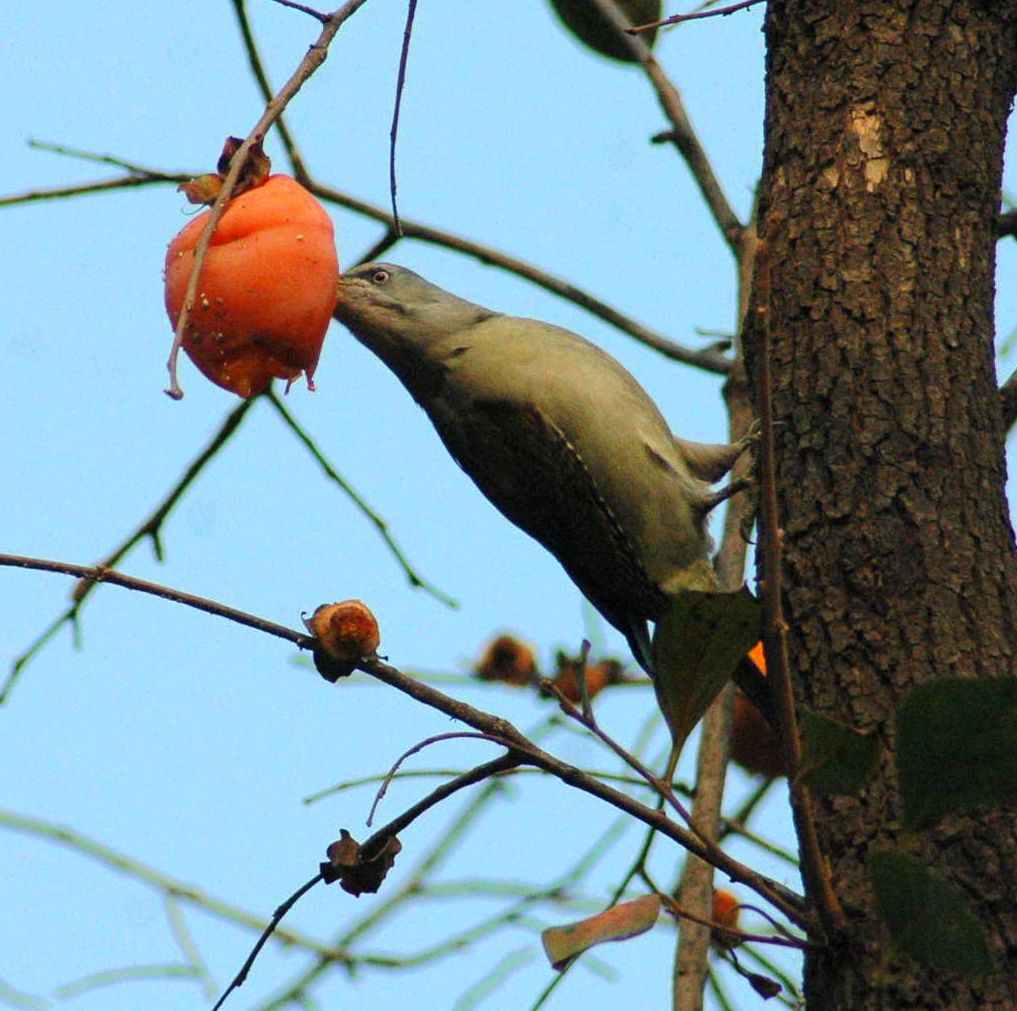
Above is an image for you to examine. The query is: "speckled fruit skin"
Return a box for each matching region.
[165,175,339,398]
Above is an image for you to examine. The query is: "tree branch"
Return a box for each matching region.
[1,400,253,703]
[999,366,1017,430]
[0,809,350,963]
[264,389,458,606]
[754,233,845,937]
[309,187,730,372]
[230,0,311,180]
[0,553,808,929]
[630,0,766,32]
[165,0,373,397]
[1,149,729,375]
[587,0,745,253]
[362,656,808,929]
[672,219,759,1010]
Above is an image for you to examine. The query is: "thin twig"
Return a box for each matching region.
[265,0,328,21]
[308,187,731,373]
[0,173,187,207]
[366,731,513,825]
[1,399,254,703]
[0,809,347,962]
[165,0,372,397]
[722,816,799,867]
[0,554,312,650]
[673,205,759,1010]
[264,389,458,606]
[629,0,766,33]
[0,144,727,374]
[587,0,744,252]
[359,754,522,857]
[355,228,401,265]
[303,764,656,805]
[164,895,218,1000]
[2,553,808,928]
[389,0,419,235]
[660,894,806,950]
[754,233,845,936]
[544,682,702,835]
[212,873,323,1010]
[230,0,311,181]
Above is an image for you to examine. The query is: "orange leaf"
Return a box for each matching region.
[541,894,661,970]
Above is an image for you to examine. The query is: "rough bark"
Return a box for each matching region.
[750,1,1017,1007]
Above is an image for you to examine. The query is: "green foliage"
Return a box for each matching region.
[869,848,991,978]
[797,708,879,795]
[547,0,661,62]
[897,677,1017,830]
[651,585,761,755]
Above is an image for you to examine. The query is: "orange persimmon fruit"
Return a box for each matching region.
[474,634,538,686]
[731,642,787,778]
[711,889,742,949]
[164,174,339,398]
[549,654,623,704]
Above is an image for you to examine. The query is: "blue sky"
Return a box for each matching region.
[3,3,1015,1010]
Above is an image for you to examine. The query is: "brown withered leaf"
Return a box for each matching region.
[322,830,402,896]
[177,136,272,206]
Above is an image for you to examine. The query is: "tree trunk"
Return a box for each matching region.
[751,1,1017,1007]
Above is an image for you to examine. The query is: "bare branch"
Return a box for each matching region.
[230,0,311,180]
[265,0,328,21]
[754,232,846,936]
[366,732,514,825]
[0,553,312,651]
[630,0,766,32]
[361,754,521,849]
[389,0,420,235]
[1,400,253,703]
[543,680,700,830]
[2,553,807,928]
[212,873,323,1011]
[0,143,727,374]
[999,367,1017,429]
[672,213,758,1009]
[264,390,458,606]
[312,182,731,373]
[166,0,373,397]
[587,0,745,253]
[661,894,806,951]
[0,809,347,962]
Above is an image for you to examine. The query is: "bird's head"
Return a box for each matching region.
[334,263,495,356]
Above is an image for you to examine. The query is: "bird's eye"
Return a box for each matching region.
[372,269,390,285]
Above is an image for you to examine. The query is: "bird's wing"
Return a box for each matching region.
[424,390,668,635]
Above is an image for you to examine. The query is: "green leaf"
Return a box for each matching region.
[651,585,761,756]
[540,894,661,970]
[897,677,1017,831]
[869,848,991,978]
[797,708,879,795]
[547,0,661,63]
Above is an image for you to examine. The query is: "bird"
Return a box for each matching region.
[333,262,751,679]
